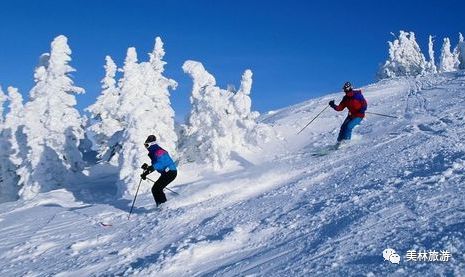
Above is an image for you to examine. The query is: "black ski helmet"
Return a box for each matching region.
[342,82,352,92]
[145,135,157,144]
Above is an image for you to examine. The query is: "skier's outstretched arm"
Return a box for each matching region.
[329,97,346,111]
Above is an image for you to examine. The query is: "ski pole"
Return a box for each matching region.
[165,187,180,195]
[297,105,330,134]
[128,178,143,220]
[365,111,399,119]
[146,176,180,195]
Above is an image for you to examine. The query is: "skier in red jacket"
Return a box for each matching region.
[329,82,367,144]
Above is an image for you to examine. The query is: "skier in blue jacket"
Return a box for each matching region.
[141,135,177,206]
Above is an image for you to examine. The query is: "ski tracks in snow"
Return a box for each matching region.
[1,74,465,276]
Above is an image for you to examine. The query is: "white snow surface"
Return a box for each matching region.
[1,72,465,276]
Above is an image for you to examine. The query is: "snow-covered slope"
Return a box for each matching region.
[1,72,465,276]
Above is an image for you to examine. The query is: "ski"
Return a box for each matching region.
[311,144,339,156]
[99,222,113,227]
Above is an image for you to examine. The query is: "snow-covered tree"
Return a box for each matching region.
[0,87,24,202]
[38,53,50,68]
[144,37,178,155]
[0,86,6,124]
[233,70,254,118]
[181,61,234,169]
[377,31,427,79]
[454,33,465,70]
[18,35,85,200]
[86,55,123,162]
[117,37,178,197]
[3,87,24,166]
[439,37,460,72]
[231,70,275,146]
[0,86,11,202]
[181,61,275,170]
[425,35,437,74]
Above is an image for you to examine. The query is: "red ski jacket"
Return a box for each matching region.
[332,90,367,118]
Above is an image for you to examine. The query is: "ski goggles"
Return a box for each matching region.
[144,141,156,148]
[343,83,352,92]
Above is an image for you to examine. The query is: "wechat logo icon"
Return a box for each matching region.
[383,248,401,264]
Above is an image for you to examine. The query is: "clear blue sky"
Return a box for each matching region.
[1,0,464,120]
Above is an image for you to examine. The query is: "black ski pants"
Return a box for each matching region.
[151,170,177,205]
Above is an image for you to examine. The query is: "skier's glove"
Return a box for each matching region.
[140,171,148,180]
[140,165,154,180]
[329,100,336,108]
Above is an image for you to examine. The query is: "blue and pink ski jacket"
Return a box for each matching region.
[147,144,177,173]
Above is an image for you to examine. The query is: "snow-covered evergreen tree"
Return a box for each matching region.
[0,87,24,202]
[0,86,10,202]
[377,31,427,79]
[144,37,178,155]
[232,70,275,146]
[181,61,234,169]
[454,33,465,70]
[439,37,460,72]
[3,87,24,166]
[0,86,6,124]
[86,55,123,162]
[425,35,437,74]
[18,35,85,200]
[181,61,275,170]
[233,70,254,118]
[38,53,50,68]
[117,37,178,197]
